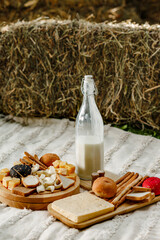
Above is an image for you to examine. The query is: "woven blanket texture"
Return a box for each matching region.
[0,116,160,240]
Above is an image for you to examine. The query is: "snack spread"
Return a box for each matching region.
[0,152,77,197]
[49,170,160,226]
[1,150,160,227]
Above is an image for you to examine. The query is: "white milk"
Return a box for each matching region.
[76,136,104,180]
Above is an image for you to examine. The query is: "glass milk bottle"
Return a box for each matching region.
[75,75,104,180]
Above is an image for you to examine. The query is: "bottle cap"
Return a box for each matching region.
[84,75,93,82]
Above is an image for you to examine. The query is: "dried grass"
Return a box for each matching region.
[1,0,159,25]
[0,19,160,129]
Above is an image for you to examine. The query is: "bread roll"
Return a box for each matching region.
[40,153,60,167]
[92,177,117,198]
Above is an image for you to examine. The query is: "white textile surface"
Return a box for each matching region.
[0,115,160,240]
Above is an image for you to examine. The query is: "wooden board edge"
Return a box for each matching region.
[0,195,48,210]
[47,195,160,229]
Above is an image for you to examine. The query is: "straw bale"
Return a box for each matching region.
[0,0,158,25]
[0,19,160,129]
[132,0,160,24]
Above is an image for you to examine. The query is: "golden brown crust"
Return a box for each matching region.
[40,153,60,167]
[92,177,117,198]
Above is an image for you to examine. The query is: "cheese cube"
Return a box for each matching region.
[2,176,12,188]
[0,172,8,181]
[52,192,114,223]
[53,160,61,168]
[56,168,68,176]
[8,178,20,190]
[66,173,77,181]
[0,168,10,175]
[36,184,45,193]
[65,164,75,174]
[59,161,67,168]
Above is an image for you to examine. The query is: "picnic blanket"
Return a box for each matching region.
[0,115,160,240]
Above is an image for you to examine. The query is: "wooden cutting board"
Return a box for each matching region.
[48,195,160,229]
[0,176,80,210]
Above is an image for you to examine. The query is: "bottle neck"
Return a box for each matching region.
[81,78,97,96]
[83,92,95,102]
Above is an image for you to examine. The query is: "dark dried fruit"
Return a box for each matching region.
[10,164,31,178]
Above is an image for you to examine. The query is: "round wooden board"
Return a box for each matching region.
[0,176,80,204]
[0,195,48,210]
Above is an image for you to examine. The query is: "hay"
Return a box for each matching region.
[0,0,157,25]
[0,19,160,129]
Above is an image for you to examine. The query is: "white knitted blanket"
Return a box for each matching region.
[0,115,160,240]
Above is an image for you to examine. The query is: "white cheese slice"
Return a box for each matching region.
[58,175,75,189]
[51,192,114,223]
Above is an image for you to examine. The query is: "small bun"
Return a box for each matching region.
[92,177,117,198]
[40,153,60,167]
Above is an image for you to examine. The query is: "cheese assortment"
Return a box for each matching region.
[1,150,160,228]
[0,152,77,197]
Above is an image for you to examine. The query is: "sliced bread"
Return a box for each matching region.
[22,175,39,188]
[132,186,151,192]
[126,191,151,201]
[12,186,36,196]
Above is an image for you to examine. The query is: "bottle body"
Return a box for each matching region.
[75,75,104,180]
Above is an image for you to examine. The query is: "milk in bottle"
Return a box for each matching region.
[75,75,104,180]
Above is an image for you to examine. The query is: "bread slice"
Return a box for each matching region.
[132,186,151,192]
[51,191,114,223]
[12,186,36,196]
[142,192,155,203]
[126,191,151,201]
[58,175,75,190]
[22,175,39,188]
